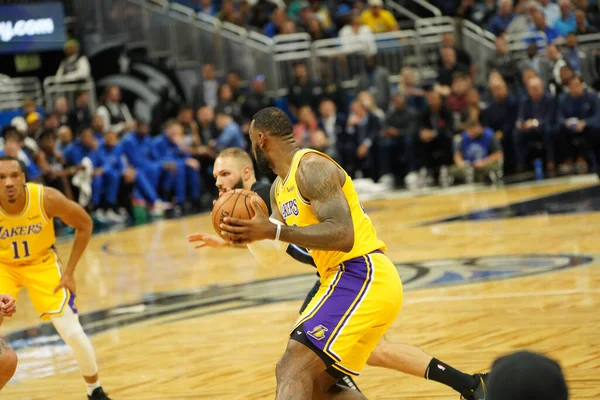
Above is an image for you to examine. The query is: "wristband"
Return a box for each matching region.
[275,223,282,241]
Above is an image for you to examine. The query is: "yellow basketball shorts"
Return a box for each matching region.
[292,250,403,376]
[0,249,77,321]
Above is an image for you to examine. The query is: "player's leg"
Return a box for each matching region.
[185,164,201,202]
[102,170,121,210]
[174,161,187,205]
[134,169,159,204]
[23,256,110,399]
[0,318,17,391]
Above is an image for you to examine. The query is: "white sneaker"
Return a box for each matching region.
[150,200,170,217]
[106,209,126,223]
[94,209,108,223]
[439,166,451,188]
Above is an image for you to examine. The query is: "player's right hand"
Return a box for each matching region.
[0,294,16,317]
[187,233,229,249]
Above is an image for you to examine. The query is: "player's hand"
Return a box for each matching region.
[0,294,16,317]
[185,158,200,170]
[220,196,275,245]
[187,233,230,249]
[54,274,76,295]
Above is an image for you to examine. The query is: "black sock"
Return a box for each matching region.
[425,358,477,393]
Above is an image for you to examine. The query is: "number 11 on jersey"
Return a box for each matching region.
[12,240,30,259]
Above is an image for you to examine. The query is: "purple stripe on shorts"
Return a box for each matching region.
[300,255,372,362]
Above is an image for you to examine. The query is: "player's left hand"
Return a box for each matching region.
[0,294,16,317]
[220,196,275,245]
[54,274,77,295]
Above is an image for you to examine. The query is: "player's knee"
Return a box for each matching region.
[366,338,389,367]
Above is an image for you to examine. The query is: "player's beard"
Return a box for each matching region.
[233,177,244,190]
[253,143,271,173]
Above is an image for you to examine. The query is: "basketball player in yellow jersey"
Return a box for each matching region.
[0,156,111,399]
[221,108,400,399]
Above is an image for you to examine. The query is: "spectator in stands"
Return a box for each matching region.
[43,113,61,134]
[281,19,297,34]
[310,0,334,33]
[10,98,38,134]
[360,0,399,34]
[539,0,561,26]
[55,39,91,82]
[339,15,377,56]
[436,48,469,95]
[345,99,382,181]
[558,65,576,94]
[97,85,134,136]
[152,120,201,208]
[384,93,418,187]
[293,106,329,152]
[530,9,559,44]
[0,128,41,182]
[519,44,551,88]
[307,17,328,40]
[515,76,557,172]
[191,64,219,111]
[446,73,473,117]
[242,75,272,124]
[215,83,243,124]
[197,105,218,146]
[318,99,345,160]
[547,44,568,94]
[506,0,537,35]
[63,127,125,222]
[213,112,245,151]
[90,114,106,143]
[487,34,520,90]
[440,32,473,76]
[56,125,73,154]
[574,9,599,34]
[487,351,568,400]
[564,33,583,73]
[487,0,515,35]
[416,91,454,180]
[151,86,178,136]
[217,0,236,23]
[482,75,520,169]
[288,62,322,119]
[67,91,92,134]
[461,88,483,128]
[264,8,287,37]
[399,67,427,111]
[25,112,42,153]
[227,72,245,105]
[557,75,600,174]
[554,0,576,36]
[177,105,200,146]
[53,97,69,127]
[297,5,315,32]
[38,129,72,199]
[198,0,216,16]
[357,57,391,112]
[450,119,503,184]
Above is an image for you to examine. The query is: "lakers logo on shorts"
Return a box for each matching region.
[307,324,328,341]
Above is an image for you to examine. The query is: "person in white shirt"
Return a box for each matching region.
[339,15,377,56]
[96,85,134,136]
[538,0,561,26]
[55,40,91,82]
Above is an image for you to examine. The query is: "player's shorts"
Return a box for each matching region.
[290,250,403,376]
[0,249,77,321]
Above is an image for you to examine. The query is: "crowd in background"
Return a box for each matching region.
[1,0,600,226]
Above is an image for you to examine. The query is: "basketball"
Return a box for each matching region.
[211,189,269,240]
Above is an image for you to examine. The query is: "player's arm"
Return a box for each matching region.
[44,187,93,292]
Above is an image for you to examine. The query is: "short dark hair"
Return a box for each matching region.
[1,125,17,139]
[252,107,293,138]
[568,74,583,85]
[38,129,57,141]
[0,155,23,172]
[3,129,22,143]
[178,104,193,114]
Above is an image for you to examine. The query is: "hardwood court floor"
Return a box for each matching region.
[2,178,600,399]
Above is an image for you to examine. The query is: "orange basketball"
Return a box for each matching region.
[211,189,269,240]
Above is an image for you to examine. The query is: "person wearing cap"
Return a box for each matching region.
[55,39,91,82]
[488,351,569,400]
[360,0,399,34]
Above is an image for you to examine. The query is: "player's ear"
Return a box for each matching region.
[242,166,251,181]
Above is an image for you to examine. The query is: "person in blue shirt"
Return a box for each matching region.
[528,10,559,46]
[63,127,123,222]
[121,122,163,199]
[487,0,515,36]
[0,129,41,182]
[263,8,286,38]
[553,0,576,36]
[515,76,557,173]
[450,119,504,184]
[100,130,164,215]
[213,113,245,151]
[152,120,201,206]
[557,75,600,173]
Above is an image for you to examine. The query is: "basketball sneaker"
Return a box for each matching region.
[460,373,488,400]
[88,387,111,400]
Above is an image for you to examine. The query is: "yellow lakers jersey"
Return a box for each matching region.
[274,149,386,276]
[0,183,55,265]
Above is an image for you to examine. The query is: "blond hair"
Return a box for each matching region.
[218,147,253,166]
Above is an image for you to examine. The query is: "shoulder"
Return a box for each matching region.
[42,186,65,212]
[296,152,343,190]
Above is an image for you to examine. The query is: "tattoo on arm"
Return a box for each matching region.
[0,339,7,355]
[279,157,354,252]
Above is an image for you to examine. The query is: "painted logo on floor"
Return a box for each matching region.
[7,254,596,354]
